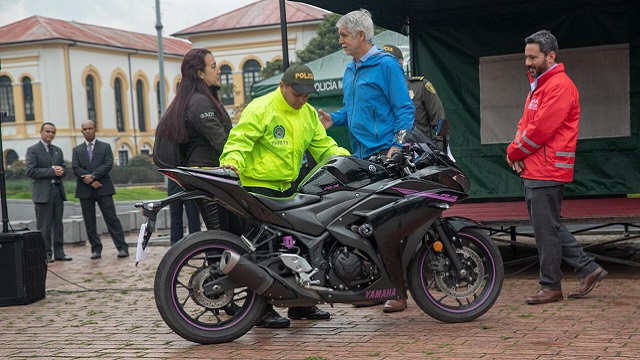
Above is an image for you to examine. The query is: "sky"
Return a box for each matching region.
[0,0,261,36]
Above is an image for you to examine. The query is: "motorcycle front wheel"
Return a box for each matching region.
[154,230,266,344]
[408,227,504,323]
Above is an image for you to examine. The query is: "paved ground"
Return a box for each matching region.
[1,231,639,360]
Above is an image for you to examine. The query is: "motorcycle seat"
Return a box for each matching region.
[177,166,239,180]
[251,192,321,211]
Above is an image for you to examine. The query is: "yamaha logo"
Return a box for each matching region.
[368,165,377,173]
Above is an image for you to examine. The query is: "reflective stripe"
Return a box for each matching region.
[555,162,574,169]
[556,151,575,157]
[522,130,541,148]
[516,138,532,154]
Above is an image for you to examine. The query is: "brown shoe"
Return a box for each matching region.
[567,266,608,299]
[383,299,407,313]
[526,288,563,305]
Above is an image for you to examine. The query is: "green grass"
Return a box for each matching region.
[4,179,166,202]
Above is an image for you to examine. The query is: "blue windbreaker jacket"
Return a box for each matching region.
[331,49,415,159]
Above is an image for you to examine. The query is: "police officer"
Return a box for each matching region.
[382,44,449,152]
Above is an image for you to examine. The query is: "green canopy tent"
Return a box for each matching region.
[251,30,409,151]
[291,0,640,199]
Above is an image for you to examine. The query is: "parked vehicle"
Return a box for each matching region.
[136,127,504,344]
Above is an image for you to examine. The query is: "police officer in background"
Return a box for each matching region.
[382,44,451,155]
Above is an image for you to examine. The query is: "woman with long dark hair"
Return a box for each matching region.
[156,48,238,233]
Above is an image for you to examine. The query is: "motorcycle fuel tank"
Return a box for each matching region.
[299,156,389,195]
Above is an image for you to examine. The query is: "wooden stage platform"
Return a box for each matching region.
[443,197,640,267]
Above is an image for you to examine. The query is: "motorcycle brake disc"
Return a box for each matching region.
[188,267,235,309]
[434,247,484,298]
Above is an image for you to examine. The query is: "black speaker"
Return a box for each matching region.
[0,231,47,306]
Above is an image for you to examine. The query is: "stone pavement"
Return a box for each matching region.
[1,232,639,360]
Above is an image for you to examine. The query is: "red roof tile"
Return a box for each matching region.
[173,0,329,36]
[0,16,191,56]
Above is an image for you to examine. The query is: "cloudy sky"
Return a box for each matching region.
[0,0,261,36]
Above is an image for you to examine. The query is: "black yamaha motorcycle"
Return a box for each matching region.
[136,128,504,344]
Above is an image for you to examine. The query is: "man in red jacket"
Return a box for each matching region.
[506,30,607,305]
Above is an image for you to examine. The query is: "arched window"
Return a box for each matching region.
[0,75,15,122]
[86,75,97,124]
[136,79,146,132]
[114,78,125,132]
[5,150,18,167]
[22,77,35,121]
[243,60,261,103]
[220,65,234,106]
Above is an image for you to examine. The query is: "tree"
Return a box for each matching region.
[260,59,284,80]
[295,14,341,64]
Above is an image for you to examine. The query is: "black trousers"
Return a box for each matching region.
[168,180,201,245]
[80,193,128,254]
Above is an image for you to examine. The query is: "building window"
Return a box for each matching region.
[136,79,146,132]
[118,150,129,166]
[86,75,97,124]
[140,149,150,156]
[0,75,15,122]
[243,60,261,103]
[220,65,234,106]
[22,77,35,121]
[114,78,125,132]
[5,149,18,166]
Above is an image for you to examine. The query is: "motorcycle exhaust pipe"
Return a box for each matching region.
[220,250,296,300]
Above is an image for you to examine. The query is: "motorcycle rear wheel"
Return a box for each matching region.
[408,227,504,323]
[154,230,266,344]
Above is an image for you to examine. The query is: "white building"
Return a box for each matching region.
[0,0,329,167]
[0,16,191,165]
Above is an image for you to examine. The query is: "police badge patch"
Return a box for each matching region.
[273,125,285,138]
[425,81,437,94]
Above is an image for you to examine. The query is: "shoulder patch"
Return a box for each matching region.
[425,81,437,94]
[409,76,424,82]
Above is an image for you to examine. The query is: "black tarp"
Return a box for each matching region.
[293,0,640,198]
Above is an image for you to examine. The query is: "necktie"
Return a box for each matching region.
[47,144,54,160]
[87,142,93,161]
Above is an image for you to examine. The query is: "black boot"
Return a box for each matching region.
[255,305,290,328]
[287,306,330,320]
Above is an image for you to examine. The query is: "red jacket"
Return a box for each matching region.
[506,63,580,182]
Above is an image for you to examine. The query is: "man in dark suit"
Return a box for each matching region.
[26,122,71,262]
[72,120,129,259]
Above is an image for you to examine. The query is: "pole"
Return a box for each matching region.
[0,111,9,232]
[155,0,166,118]
[279,0,290,68]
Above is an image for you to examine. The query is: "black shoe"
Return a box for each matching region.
[90,252,101,260]
[117,250,129,258]
[255,307,290,328]
[287,306,330,320]
[46,257,55,263]
[54,255,72,261]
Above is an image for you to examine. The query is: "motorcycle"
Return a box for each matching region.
[135,127,504,344]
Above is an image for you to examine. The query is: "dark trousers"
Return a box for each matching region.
[34,185,65,258]
[524,184,598,290]
[195,198,243,236]
[168,181,201,245]
[80,193,128,254]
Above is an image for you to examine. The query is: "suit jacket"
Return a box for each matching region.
[72,139,116,199]
[25,141,67,203]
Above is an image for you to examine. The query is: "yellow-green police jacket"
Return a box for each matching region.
[219,88,350,193]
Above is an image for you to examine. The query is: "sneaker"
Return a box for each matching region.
[287,305,330,320]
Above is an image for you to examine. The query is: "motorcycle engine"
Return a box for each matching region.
[327,246,376,289]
